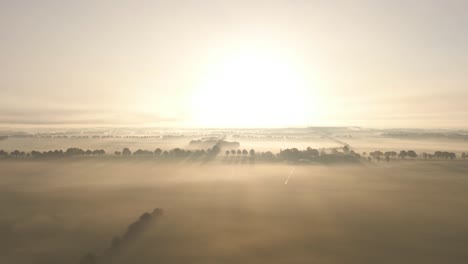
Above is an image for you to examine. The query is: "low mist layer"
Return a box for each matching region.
[1,161,468,263]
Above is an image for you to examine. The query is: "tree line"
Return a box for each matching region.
[0,146,355,164]
[367,150,459,162]
[0,147,466,163]
[0,148,106,158]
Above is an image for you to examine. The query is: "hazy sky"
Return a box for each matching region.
[1,0,467,128]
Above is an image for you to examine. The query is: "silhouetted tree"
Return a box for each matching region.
[170,148,187,159]
[399,150,407,159]
[370,151,383,159]
[343,145,350,154]
[65,148,85,156]
[154,148,162,156]
[422,152,428,160]
[249,149,255,157]
[39,149,63,158]
[122,148,131,156]
[93,149,106,155]
[449,152,456,159]
[31,150,42,158]
[407,150,417,159]
[10,150,21,157]
[279,148,301,161]
[434,151,456,160]
[306,147,320,157]
[450,152,456,159]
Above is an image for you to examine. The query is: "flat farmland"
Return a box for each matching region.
[1,160,468,263]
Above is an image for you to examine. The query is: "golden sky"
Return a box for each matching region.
[1,0,467,128]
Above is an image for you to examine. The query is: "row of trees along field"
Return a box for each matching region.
[0,148,106,158]
[367,150,459,162]
[0,147,466,163]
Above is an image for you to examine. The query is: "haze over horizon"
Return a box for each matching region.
[2,3,468,263]
[1,0,467,128]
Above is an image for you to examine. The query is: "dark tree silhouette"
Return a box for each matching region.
[122,148,132,156]
[434,151,456,159]
[249,149,255,157]
[154,148,162,156]
[11,150,22,157]
[65,148,85,156]
[31,150,42,158]
[399,150,408,159]
[370,151,383,159]
[421,152,428,160]
[306,147,320,157]
[407,150,417,159]
[343,145,350,154]
[93,149,106,155]
[3,144,462,164]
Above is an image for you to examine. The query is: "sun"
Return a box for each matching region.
[190,48,318,128]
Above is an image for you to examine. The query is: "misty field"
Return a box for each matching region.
[1,160,468,264]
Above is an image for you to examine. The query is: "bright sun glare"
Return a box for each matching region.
[191,48,317,127]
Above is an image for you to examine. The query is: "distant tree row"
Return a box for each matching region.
[224,149,255,157]
[0,147,220,160]
[1,147,466,164]
[275,147,361,163]
[367,150,458,161]
[369,150,417,159]
[422,151,457,160]
[0,148,105,159]
[0,146,344,163]
[114,146,221,160]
